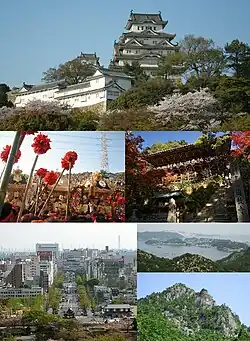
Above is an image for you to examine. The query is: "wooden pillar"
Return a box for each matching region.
[230,161,249,222]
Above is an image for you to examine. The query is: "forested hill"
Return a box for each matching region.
[137,248,250,272]
[138,283,250,340]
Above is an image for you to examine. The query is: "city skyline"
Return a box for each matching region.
[0,131,125,173]
[0,223,137,250]
[1,0,250,86]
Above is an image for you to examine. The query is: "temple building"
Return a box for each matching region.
[109,11,179,75]
[131,137,250,223]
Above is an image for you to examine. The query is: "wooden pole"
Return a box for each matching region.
[17,154,39,222]
[38,169,65,217]
[0,132,22,210]
[66,163,72,218]
[230,160,250,222]
[34,178,42,215]
[0,164,6,183]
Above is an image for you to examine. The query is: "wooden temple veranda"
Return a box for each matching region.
[133,137,250,223]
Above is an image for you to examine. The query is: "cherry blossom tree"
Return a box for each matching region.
[149,88,235,130]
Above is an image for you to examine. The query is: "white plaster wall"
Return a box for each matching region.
[89,76,106,90]
[59,91,106,108]
[130,24,163,32]
[15,88,58,107]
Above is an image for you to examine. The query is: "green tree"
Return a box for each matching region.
[158,51,187,79]
[225,39,250,79]
[0,84,13,108]
[145,140,188,153]
[108,78,174,110]
[123,61,149,84]
[71,108,99,130]
[85,278,99,288]
[47,287,61,313]
[180,35,226,82]
[98,108,161,131]
[77,285,91,309]
[42,57,96,84]
[213,76,250,113]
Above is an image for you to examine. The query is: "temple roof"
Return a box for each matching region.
[114,53,163,60]
[121,38,178,49]
[145,138,231,167]
[79,53,98,59]
[122,30,176,40]
[18,81,67,94]
[125,12,167,30]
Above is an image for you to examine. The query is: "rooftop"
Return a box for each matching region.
[125,11,167,30]
[145,138,232,167]
[105,304,131,309]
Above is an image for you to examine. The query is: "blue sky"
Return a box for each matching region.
[138,273,250,326]
[135,131,202,147]
[0,131,125,173]
[1,0,250,87]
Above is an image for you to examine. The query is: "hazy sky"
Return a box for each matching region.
[0,223,137,251]
[138,273,250,325]
[1,0,250,86]
[138,223,250,236]
[0,131,125,173]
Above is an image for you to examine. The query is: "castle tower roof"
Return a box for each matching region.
[125,11,167,30]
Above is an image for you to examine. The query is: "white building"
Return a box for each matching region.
[39,260,54,287]
[14,68,132,112]
[110,11,179,75]
[0,287,43,299]
[36,243,59,260]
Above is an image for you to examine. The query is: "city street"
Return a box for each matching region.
[58,272,101,324]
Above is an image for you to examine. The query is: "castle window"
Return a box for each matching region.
[141,26,144,30]
[137,26,140,30]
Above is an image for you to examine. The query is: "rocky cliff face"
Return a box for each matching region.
[138,283,244,340]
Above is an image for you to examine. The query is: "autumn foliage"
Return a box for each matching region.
[231,131,250,159]
[125,132,174,211]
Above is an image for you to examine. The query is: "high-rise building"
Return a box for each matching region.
[36,243,59,260]
[5,263,24,288]
[110,11,179,76]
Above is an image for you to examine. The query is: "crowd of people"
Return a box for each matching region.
[0,198,125,223]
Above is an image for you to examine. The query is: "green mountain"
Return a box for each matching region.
[217,247,250,271]
[138,247,250,272]
[137,250,221,272]
[138,231,184,241]
[138,283,250,341]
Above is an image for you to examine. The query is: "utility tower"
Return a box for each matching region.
[101,132,109,171]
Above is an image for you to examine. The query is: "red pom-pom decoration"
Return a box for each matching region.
[0,145,21,163]
[36,168,48,179]
[31,133,51,155]
[43,171,58,186]
[61,151,78,170]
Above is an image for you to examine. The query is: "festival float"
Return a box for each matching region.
[0,132,125,222]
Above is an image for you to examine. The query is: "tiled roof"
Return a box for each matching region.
[18,81,67,94]
[125,12,167,29]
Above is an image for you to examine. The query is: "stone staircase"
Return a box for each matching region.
[193,186,237,222]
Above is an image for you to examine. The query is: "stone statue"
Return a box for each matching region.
[167,198,177,222]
